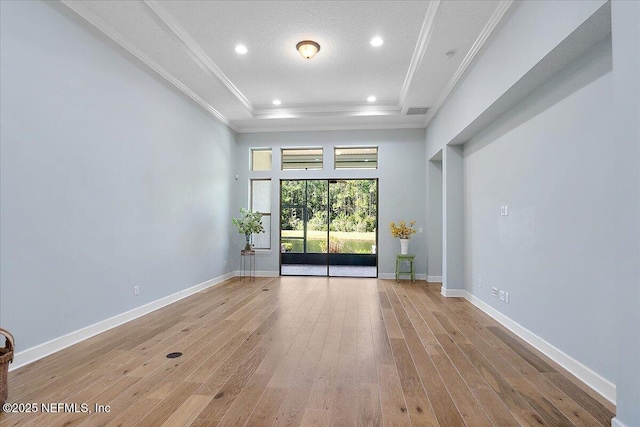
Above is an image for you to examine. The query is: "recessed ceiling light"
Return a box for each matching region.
[370,37,384,47]
[235,45,248,54]
[367,96,376,102]
[272,99,282,106]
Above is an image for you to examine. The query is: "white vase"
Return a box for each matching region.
[400,238,409,254]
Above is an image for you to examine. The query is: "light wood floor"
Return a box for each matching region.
[1,277,615,426]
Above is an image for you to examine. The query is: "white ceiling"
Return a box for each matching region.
[62,0,512,133]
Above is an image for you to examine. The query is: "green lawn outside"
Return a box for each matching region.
[281,230,375,241]
[281,230,376,254]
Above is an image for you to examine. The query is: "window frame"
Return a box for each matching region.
[250,178,272,250]
[281,147,324,170]
[334,146,378,170]
[251,148,272,171]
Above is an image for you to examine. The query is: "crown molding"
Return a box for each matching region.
[234,121,425,134]
[398,0,442,114]
[142,0,255,115]
[423,0,514,127]
[60,1,235,131]
[253,102,401,118]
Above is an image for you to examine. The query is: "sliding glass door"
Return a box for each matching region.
[280,179,377,277]
[280,180,329,276]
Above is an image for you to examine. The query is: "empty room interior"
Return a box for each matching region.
[1,1,639,426]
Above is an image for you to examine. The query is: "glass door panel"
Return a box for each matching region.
[280,180,328,276]
[280,207,304,253]
[328,179,377,277]
[305,180,328,254]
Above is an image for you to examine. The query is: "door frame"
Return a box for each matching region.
[279,178,379,277]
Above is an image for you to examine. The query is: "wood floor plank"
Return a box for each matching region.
[406,286,522,426]
[300,409,330,427]
[191,345,269,423]
[328,352,358,426]
[274,291,337,427]
[376,364,411,427]
[543,373,614,426]
[244,386,289,426]
[487,326,558,373]
[390,282,469,427]
[427,289,570,426]
[214,373,271,427]
[199,286,320,426]
[2,278,615,427]
[134,381,201,427]
[388,338,439,427]
[452,302,603,427]
[356,383,381,427]
[306,285,348,412]
[509,377,574,427]
[161,394,213,427]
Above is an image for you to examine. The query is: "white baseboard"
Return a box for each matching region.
[440,287,466,297]
[611,417,627,427]
[427,275,443,282]
[9,272,234,371]
[456,290,616,404]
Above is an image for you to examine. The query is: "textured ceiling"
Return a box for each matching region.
[62,0,512,133]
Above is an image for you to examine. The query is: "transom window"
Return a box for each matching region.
[281,148,323,170]
[334,147,378,169]
[251,148,272,171]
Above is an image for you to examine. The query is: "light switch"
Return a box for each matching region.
[500,206,505,216]
[418,227,423,233]
[504,205,509,216]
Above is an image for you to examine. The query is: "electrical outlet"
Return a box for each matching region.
[418,227,423,233]
[134,286,140,296]
[491,287,498,297]
[505,292,509,303]
[224,259,228,267]
[478,278,482,288]
[504,205,509,216]
[499,290,506,301]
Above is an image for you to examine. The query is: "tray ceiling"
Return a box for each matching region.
[62,0,512,133]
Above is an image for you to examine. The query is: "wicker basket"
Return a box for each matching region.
[0,328,15,410]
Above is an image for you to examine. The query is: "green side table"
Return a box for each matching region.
[396,254,415,282]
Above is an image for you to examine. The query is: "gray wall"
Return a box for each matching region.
[421,0,632,407]
[443,146,464,292]
[463,39,616,382]
[425,0,607,157]
[234,129,427,277]
[426,159,442,279]
[0,1,236,350]
[611,1,640,425]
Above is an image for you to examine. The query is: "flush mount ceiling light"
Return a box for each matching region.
[445,50,455,59]
[370,37,383,47]
[235,44,248,54]
[296,40,320,59]
[367,96,376,102]
[272,99,282,106]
